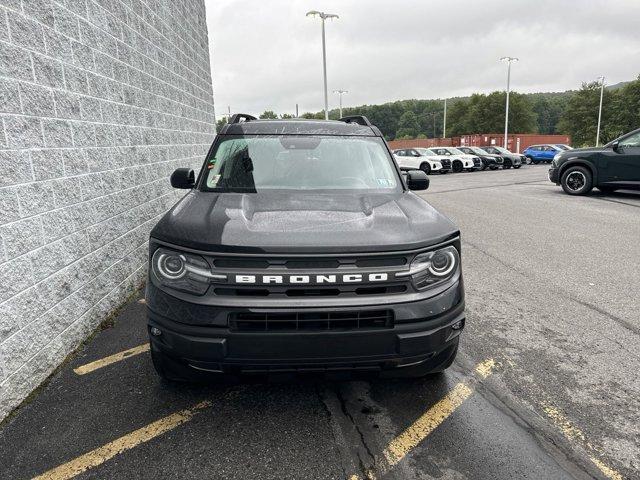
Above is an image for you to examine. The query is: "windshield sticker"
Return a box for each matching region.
[377,178,392,186]
[207,158,216,169]
[209,174,221,186]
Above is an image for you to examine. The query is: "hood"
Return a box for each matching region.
[151,191,459,254]
[559,146,603,156]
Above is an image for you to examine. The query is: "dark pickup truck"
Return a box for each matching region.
[146,115,465,381]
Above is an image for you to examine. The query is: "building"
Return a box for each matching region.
[0,0,215,420]
[388,133,571,153]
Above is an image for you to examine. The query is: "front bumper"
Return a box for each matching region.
[147,280,465,375]
[548,167,559,184]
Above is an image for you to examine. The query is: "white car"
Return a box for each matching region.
[393,148,447,174]
[429,147,480,173]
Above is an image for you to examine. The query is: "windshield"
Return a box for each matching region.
[447,148,465,155]
[492,146,510,154]
[415,148,436,156]
[201,135,400,192]
[555,144,571,150]
[472,147,489,155]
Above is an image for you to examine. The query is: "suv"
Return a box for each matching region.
[481,146,523,168]
[146,115,465,380]
[457,146,502,170]
[549,127,640,195]
[430,147,480,172]
[523,144,561,164]
[393,148,447,174]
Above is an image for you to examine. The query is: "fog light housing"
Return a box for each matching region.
[150,327,162,336]
[451,320,464,330]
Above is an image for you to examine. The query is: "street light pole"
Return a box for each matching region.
[500,56,518,149]
[443,98,447,138]
[333,89,348,118]
[596,76,605,147]
[307,11,339,120]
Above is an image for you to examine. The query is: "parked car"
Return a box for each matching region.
[481,146,523,168]
[457,146,503,170]
[147,114,465,381]
[523,144,562,164]
[554,144,573,151]
[393,148,447,174]
[549,127,640,195]
[429,147,480,172]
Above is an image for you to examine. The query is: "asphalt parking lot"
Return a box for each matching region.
[1,165,638,480]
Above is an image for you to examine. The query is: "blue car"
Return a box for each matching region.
[523,144,563,164]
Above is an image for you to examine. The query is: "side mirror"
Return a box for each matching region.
[611,141,620,152]
[406,170,429,191]
[170,168,195,189]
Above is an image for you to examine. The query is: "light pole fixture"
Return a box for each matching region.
[333,89,348,118]
[596,76,605,147]
[306,10,339,120]
[500,56,519,149]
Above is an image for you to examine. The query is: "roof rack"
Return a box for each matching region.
[339,115,372,126]
[228,113,257,124]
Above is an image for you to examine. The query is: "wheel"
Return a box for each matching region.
[419,162,431,175]
[561,166,593,195]
[481,164,487,171]
[525,156,533,165]
[452,160,463,173]
[532,159,540,165]
[503,165,511,169]
[513,165,521,169]
[597,186,617,194]
[385,338,459,378]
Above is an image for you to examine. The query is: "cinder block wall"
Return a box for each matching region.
[0,0,215,419]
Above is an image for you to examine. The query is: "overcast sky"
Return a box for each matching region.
[205,0,640,118]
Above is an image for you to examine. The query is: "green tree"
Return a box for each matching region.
[611,75,640,136]
[215,116,227,132]
[557,82,617,146]
[259,110,278,119]
[395,111,421,138]
[280,113,294,119]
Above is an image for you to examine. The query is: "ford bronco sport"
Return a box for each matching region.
[146,115,465,380]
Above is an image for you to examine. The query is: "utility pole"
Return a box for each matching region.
[443,98,447,138]
[306,11,339,120]
[295,103,299,118]
[596,76,605,147]
[333,89,348,118]
[500,56,519,149]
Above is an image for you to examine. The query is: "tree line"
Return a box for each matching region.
[216,75,640,147]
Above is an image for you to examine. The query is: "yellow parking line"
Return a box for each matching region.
[542,403,623,480]
[32,401,211,480]
[382,382,473,466]
[73,343,150,375]
[379,358,498,470]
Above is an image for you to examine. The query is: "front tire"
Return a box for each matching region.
[561,166,593,195]
[452,160,463,173]
[419,162,431,175]
[503,164,511,169]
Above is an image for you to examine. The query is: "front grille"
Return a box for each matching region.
[206,252,414,298]
[440,159,451,168]
[229,310,394,332]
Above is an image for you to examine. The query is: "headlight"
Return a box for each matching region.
[152,247,225,295]
[397,245,460,290]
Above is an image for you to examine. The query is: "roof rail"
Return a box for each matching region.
[228,113,257,124]
[339,115,372,126]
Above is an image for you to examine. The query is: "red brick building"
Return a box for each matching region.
[388,133,571,153]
